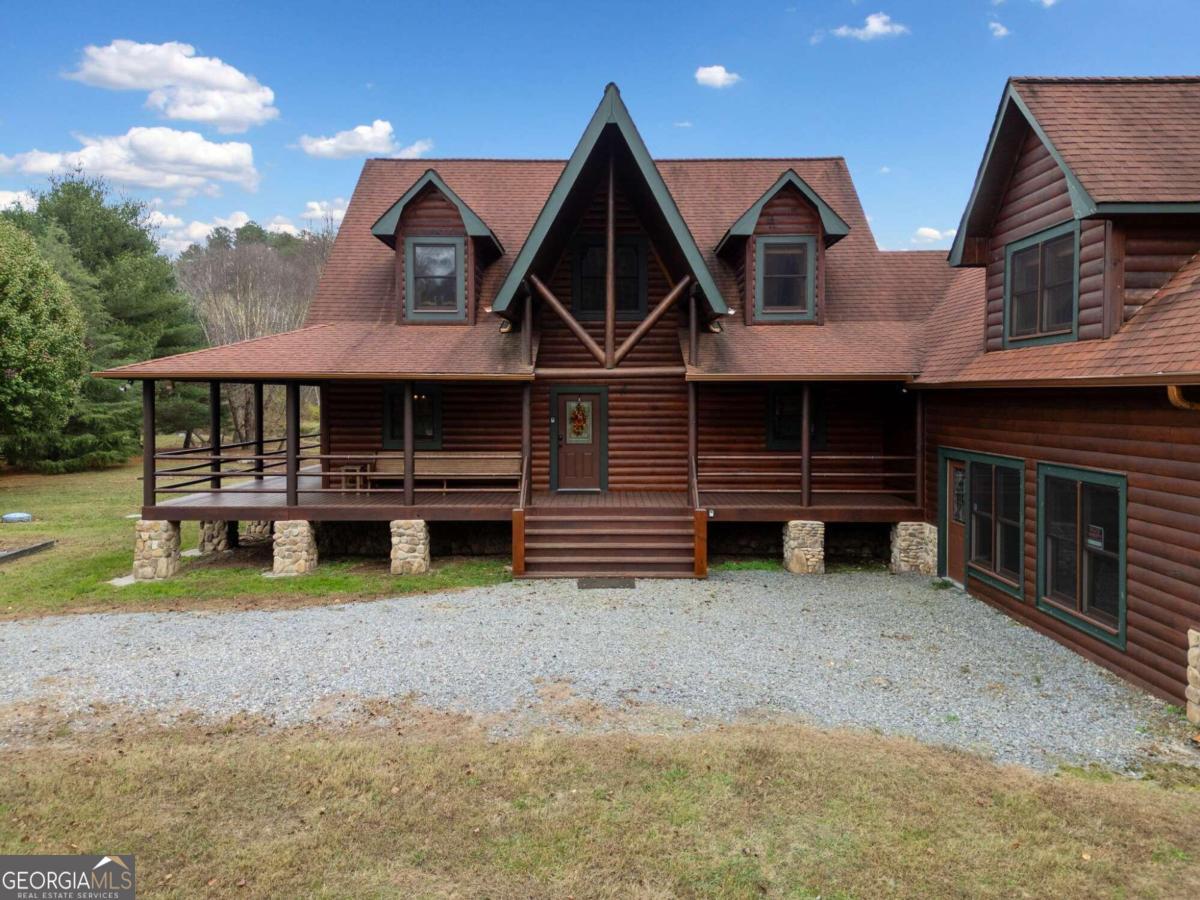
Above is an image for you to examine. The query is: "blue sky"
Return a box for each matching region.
[2,0,1198,253]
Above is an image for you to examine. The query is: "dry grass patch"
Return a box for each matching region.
[1,720,1197,898]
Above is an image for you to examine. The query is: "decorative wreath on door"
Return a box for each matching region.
[569,400,590,438]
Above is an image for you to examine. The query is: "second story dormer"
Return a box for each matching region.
[949,77,1200,352]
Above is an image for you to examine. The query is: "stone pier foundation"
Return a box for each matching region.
[273,520,317,576]
[133,519,181,581]
[1187,629,1200,726]
[242,520,273,544]
[199,520,237,554]
[890,522,938,575]
[390,519,430,575]
[783,520,825,574]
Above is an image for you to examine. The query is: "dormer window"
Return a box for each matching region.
[405,237,466,321]
[1004,223,1078,346]
[755,236,817,322]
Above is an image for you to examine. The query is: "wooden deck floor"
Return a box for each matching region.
[147,474,920,523]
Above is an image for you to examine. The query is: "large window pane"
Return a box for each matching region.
[970,462,994,566]
[576,241,642,317]
[998,521,1022,579]
[997,467,1021,521]
[1082,482,1120,623]
[1008,231,1076,340]
[1044,475,1078,602]
[761,242,809,315]
[411,243,459,312]
[1082,483,1118,555]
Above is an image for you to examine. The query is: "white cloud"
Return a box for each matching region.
[0,126,258,198]
[673,120,694,129]
[67,40,278,133]
[297,120,431,159]
[266,215,299,236]
[989,20,1011,38]
[879,165,891,174]
[1034,0,1059,7]
[300,197,348,224]
[694,65,741,88]
[832,12,910,40]
[394,138,434,159]
[911,226,957,244]
[0,189,35,211]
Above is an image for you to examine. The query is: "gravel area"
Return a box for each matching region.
[0,571,1192,770]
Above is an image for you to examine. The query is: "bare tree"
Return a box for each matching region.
[175,219,335,442]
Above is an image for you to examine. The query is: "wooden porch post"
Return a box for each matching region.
[209,380,221,489]
[915,391,925,507]
[522,290,533,368]
[605,152,616,369]
[688,290,699,367]
[142,380,156,508]
[403,382,415,507]
[801,384,812,507]
[285,382,299,507]
[687,382,697,477]
[253,382,264,481]
[521,383,532,466]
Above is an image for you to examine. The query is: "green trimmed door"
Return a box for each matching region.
[556,390,603,491]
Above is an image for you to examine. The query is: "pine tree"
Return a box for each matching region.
[1,175,207,472]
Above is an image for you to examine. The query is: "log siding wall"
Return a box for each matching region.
[532,176,688,492]
[923,387,1200,702]
[985,129,1076,350]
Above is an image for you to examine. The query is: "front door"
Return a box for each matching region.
[946,459,967,584]
[554,389,605,491]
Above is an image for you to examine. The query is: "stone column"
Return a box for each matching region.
[390,519,430,575]
[242,520,273,544]
[890,522,938,575]
[783,520,824,574]
[198,520,237,554]
[1187,628,1200,727]
[273,520,317,576]
[133,519,181,581]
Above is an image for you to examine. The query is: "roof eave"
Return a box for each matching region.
[948,82,1097,267]
[370,169,504,255]
[713,169,852,255]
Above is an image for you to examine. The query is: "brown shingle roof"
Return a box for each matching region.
[918,252,1200,386]
[1013,77,1200,204]
[98,323,532,381]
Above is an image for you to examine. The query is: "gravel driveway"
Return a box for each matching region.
[0,571,1190,770]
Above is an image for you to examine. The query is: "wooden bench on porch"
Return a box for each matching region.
[371,450,523,493]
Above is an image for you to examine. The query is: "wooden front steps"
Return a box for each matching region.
[515,506,706,579]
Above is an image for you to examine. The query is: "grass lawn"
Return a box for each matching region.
[1,719,1197,898]
[0,461,510,617]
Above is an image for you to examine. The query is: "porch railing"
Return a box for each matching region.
[696,452,919,502]
[148,433,320,496]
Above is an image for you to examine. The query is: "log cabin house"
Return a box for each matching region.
[101,78,1200,709]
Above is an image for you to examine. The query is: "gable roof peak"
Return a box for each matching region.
[714,168,851,254]
[490,83,727,317]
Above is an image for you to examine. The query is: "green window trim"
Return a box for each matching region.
[569,234,648,321]
[1002,221,1079,348]
[754,235,818,323]
[382,383,443,450]
[765,385,826,451]
[936,447,1025,600]
[1035,463,1127,650]
[404,236,467,322]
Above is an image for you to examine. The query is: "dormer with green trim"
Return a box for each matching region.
[715,170,850,326]
[950,81,1119,351]
[371,170,503,324]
